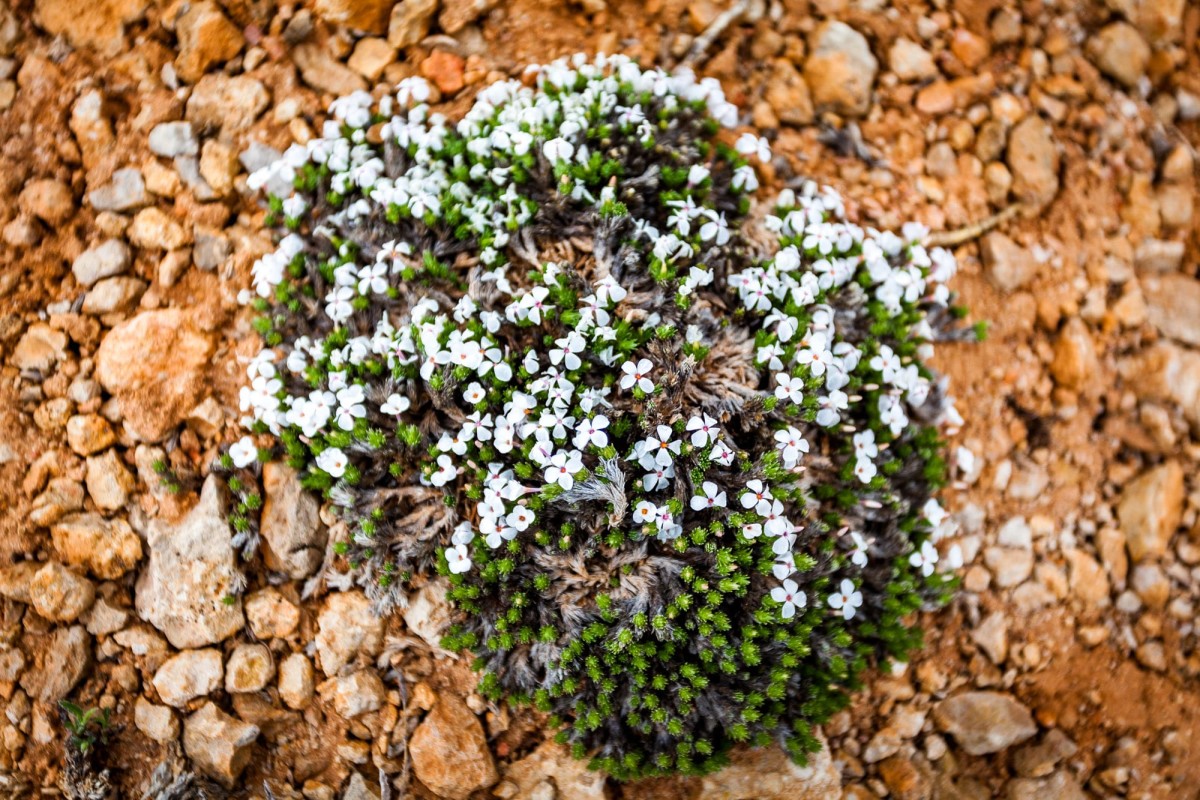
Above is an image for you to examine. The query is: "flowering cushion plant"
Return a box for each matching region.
[227,53,967,779]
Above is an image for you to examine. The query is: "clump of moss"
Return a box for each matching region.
[230,54,965,779]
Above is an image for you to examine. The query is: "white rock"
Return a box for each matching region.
[134,697,179,742]
[315,591,384,676]
[278,653,315,710]
[152,648,224,708]
[72,240,131,287]
[135,476,244,648]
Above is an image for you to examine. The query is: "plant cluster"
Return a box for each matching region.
[228,53,966,778]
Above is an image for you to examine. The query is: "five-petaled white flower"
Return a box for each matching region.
[686,414,719,447]
[545,449,584,490]
[909,540,939,577]
[381,393,410,415]
[316,447,348,478]
[446,544,472,574]
[229,437,258,468]
[642,425,680,467]
[828,578,863,620]
[774,426,809,468]
[690,481,727,511]
[619,358,655,393]
[771,578,806,619]
[543,137,575,163]
[775,373,805,404]
[573,414,610,449]
[633,500,657,525]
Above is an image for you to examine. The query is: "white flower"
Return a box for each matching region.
[446,544,472,574]
[544,449,584,490]
[633,500,657,525]
[853,429,878,459]
[849,531,870,568]
[507,505,535,531]
[770,578,805,619]
[740,479,773,514]
[773,426,809,468]
[316,447,348,477]
[686,414,719,447]
[710,440,735,466]
[909,540,939,577]
[735,132,771,162]
[641,425,679,467]
[619,358,655,393]
[463,382,486,404]
[774,373,804,404]
[430,454,456,487]
[381,393,410,415]
[641,463,674,491]
[572,414,609,449]
[543,137,574,162]
[922,498,948,528]
[853,457,877,484]
[828,578,863,620]
[229,437,257,468]
[690,481,727,511]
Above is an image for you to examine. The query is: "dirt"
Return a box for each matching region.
[1,0,1200,797]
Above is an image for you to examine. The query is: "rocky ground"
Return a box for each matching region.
[0,0,1199,798]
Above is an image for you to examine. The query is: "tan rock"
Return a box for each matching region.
[29,562,95,622]
[199,140,238,197]
[348,37,397,82]
[278,653,316,710]
[19,178,74,225]
[153,648,224,707]
[328,670,386,718]
[175,1,244,84]
[96,309,212,442]
[134,697,180,743]
[315,591,384,676]
[933,691,1037,755]
[1049,318,1098,392]
[135,476,244,648]
[293,43,367,96]
[225,643,274,693]
[19,625,91,701]
[186,74,270,133]
[1118,343,1200,427]
[804,21,877,117]
[888,38,938,81]
[389,0,438,49]
[260,463,325,579]
[439,0,497,34]
[245,587,300,639]
[66,414,116,456]
[502,741,608,800]
[128,207,189,251]
[764,59,814,127]
[313,0,392,33]
[1142,273,1200,347]
[1065,549,1109,605]
[1119,461,1184,562]
[11,323,68,372]
[410,693,498,800]
[183,702,259,788]
[85,449,135,511]
[1007,115,1059,209]
[33,0,148,56]
[981,232,1036,292]
[51,513,142,579]
[698,739,840,799]
[1088,22,1149,88]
